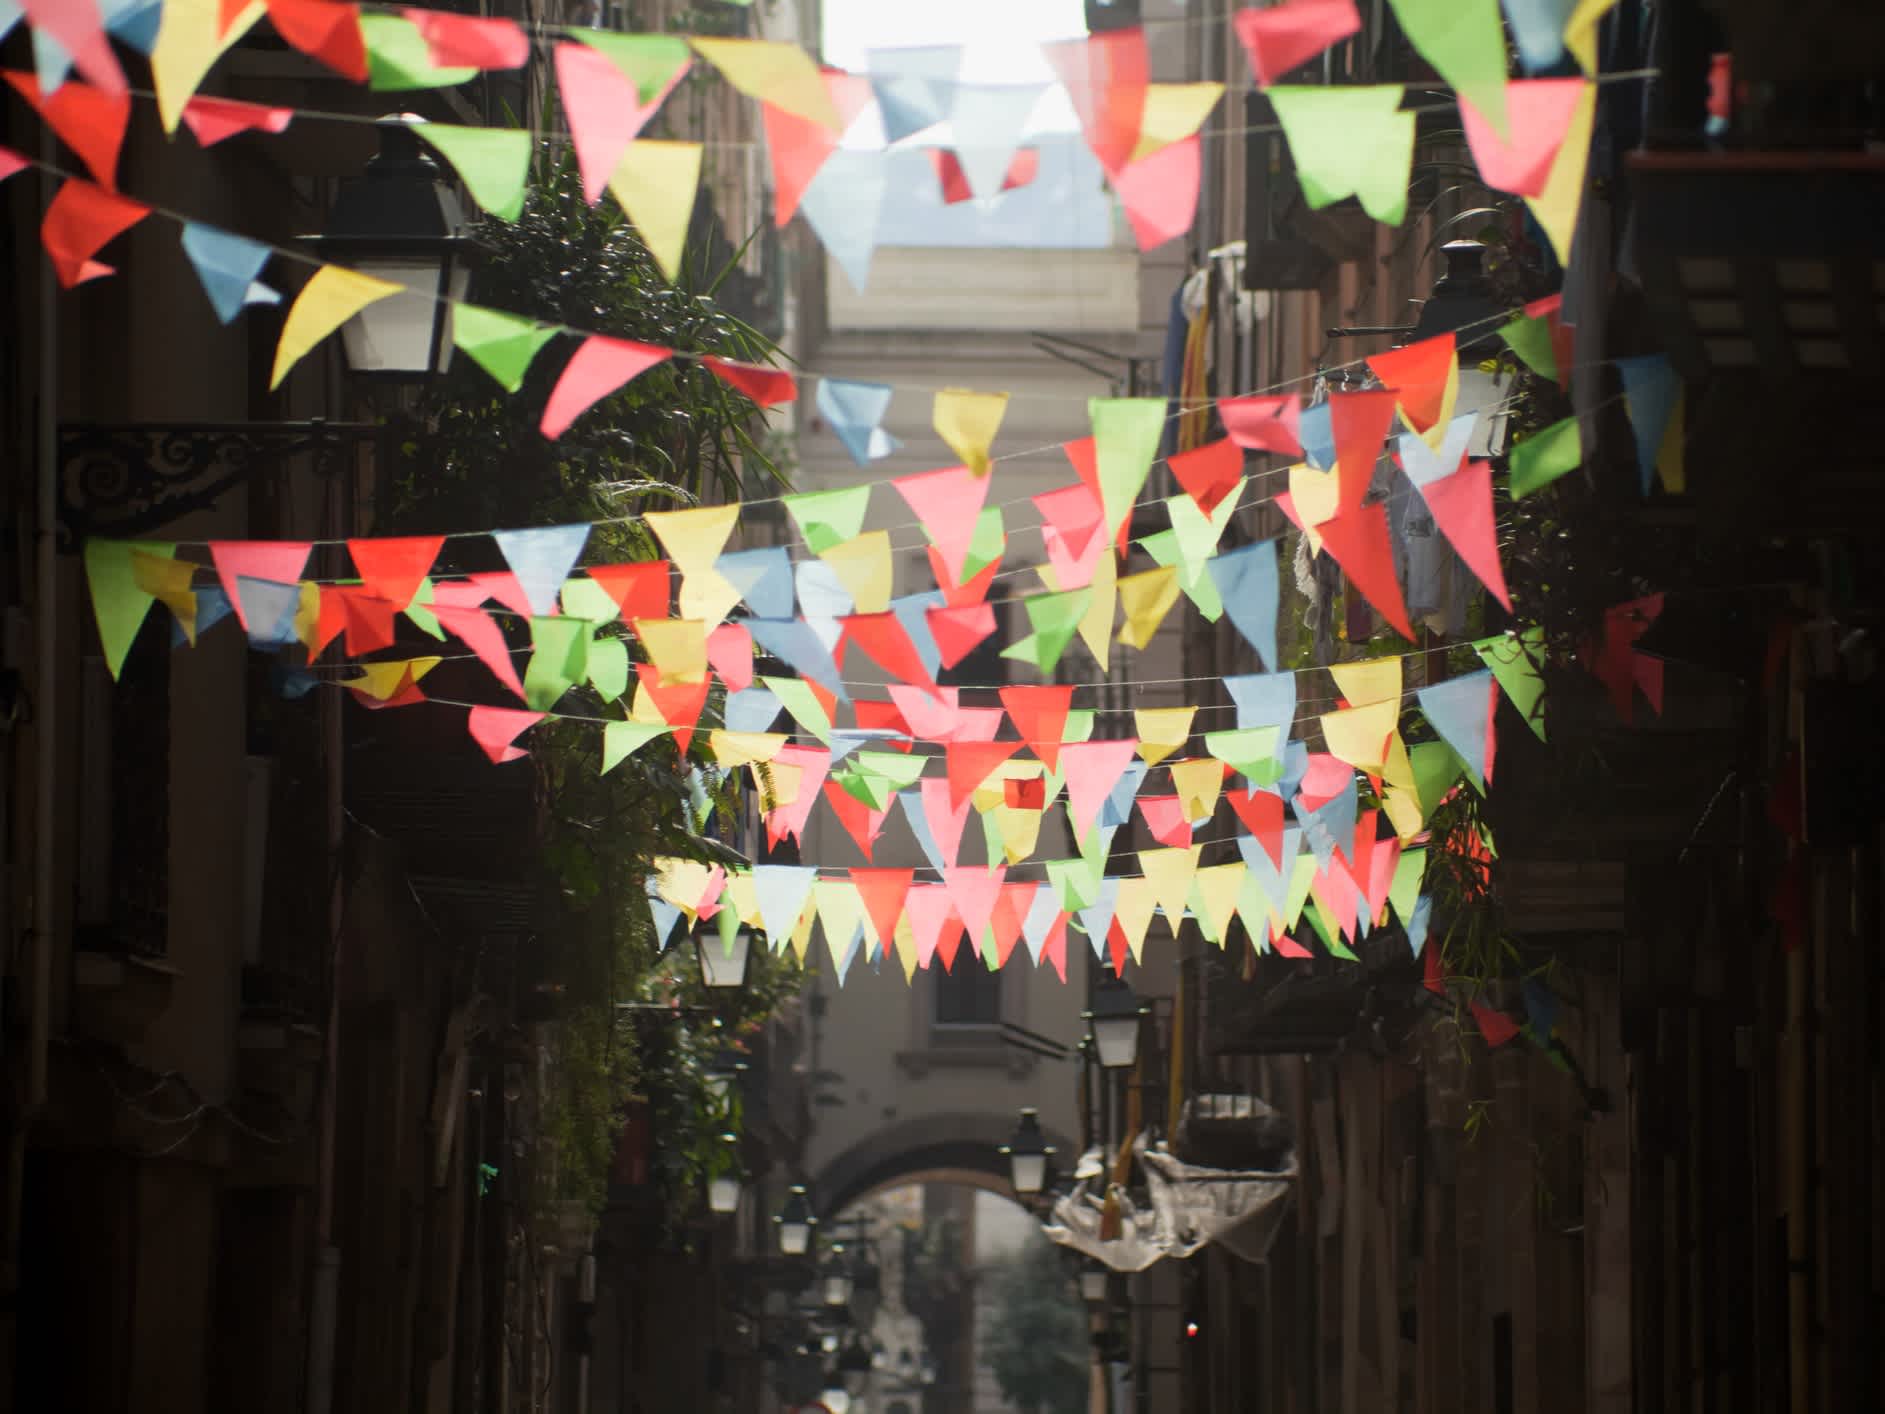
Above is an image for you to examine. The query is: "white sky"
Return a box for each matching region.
[820,0,1089,83]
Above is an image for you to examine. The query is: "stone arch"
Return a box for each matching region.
[809,1111,1077,1217]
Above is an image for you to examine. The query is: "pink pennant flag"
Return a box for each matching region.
[706,621,755,692]
[1060,738,1140,840]
[946,740,1022,810]
[823,781,887,861]
[1041,27,1149,175]
[554,41,689,204]
[704,357,798,407]
[888,683,960,743]
[949,706,1005,743]
[1113,135,1201,252]
[1273,929,1313,959]
[1469,1000,1521,1047]
[209,540,312,630]
[265,0,368,82]
[1033,480,1108,588]
[1218,394,1302,458]
[404,9,529,70]
[765,743,831,846]
[1296,752,1352,810]
[1167,437,1243,515]
[181,95,294,147]
[464,570,534,620]
[433,604,526,700]
[1460,79,1588,198]
[919,776,972,869]
[21,0,125,97]
[905,884,961,971]
[930,147,1040,203]
[943,865,1006,961]
[1040,912,1070,980]
[1137,795,1194,848]
[892,465,991,585]
[467,705,542,764]
[1416,458,1511,610]
[989,881,1037,968]
[540,336,671,439]
[1062,436,1131,558]
[1308,852,1359,941]
[1232,0,1361,87]
[927,601,996,670]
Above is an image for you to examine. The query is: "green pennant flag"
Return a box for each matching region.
[1204,726,1282,785]
[524,615,590,710]
[1409,740,1467,815]
[1060,709,1096,743]
[404,578,445,639]
[1001,586,1092,675]
[1046,856,1098,913]
[1474,628,1548,740]
[1167,485,1241,562]
[783,485,872,555]
[1089,398,1166,541]
[1507,416,1581,498]
[560,576,621,626]
[422,124,531,221]
[853,749,927,792]
[961,506,1006,578]
[588,634,630,703]
[1268,86,1417,226]
[1141,528,1223,621]
[1498,311,1558,380]
[761,674,832,744]
[602,721,669,774]
[453,303,560,393]
[1384,0,1509,137]
[833,767,894,811]
[84,538,175,679]
[1389,848,1428,929]
[360,14,478,90]
[574,29,693,104]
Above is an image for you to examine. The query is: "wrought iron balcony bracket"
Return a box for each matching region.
[56,419,380,547]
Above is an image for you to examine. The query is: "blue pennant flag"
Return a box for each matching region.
[492,524,590,617]
[1416,669,1495,785]
[717,545,795,619]
[1208,539,1280,672]
[746,617,849,701]
[181,223,274,324]
[817,376,900,466]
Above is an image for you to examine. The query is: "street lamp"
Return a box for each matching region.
[697,928,753,988]
[1083,978,1148,1070]
[302,115,478,386]
[707,1132,743,1215]
[775,1185,818,1255]
[999,1107,1056,1195]
[705,1059,749,1103]
[822,1244,855,1308]
[1410,239,1512,459]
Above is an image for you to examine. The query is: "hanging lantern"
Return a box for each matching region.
[1083,979,1148,1069]
[775,1184,818,1255]
[998,1107,1056,1195]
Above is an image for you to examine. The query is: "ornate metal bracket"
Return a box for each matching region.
[56,419,380,547]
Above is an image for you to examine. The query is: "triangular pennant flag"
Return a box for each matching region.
[1074,876,1123,962]
[1384,0,1508,135]
[1137,796,1192,848]
[432,603,525,700]
[83,539,174,677]
[717,546,794,619]
[1001,587,1091,676]
[1040,27,1148,174]
[927,601,996,670]
[1130,81,1224,161]
[492,524,590,616]
[765,66,872,225]
[1207,540,1281,670]
[539,334,670,439]
[1133,707,1194,767]
[644,503,741,623]
[360,14,477,90]
[784,483,872,552]
[867,42,961,141]
[850,867,914,953]
[1206,728,1282,786]
[821,532,893,615]
[949,82,1050,199]
[4,70,129,189]
[1139,845,1201,936]
[347,535,441,613]
[904,885,960,971]
[1088,398,1165,541]
[1366,335,1459,443]
[607,139,703,283]
[453,302,559,393]
[1507,416,1581,498]
[1522,79,1596,264]
[892,465,990,586]
[704,356,797,408]
[799,147,888,294]
[151,0,259,130]
[1415,457,1512,610]
[129,549,197,645]
[524,614,589,709]
[689,36,838,129]
[1232,0,1361,86]
[584,561,668,622]
[1225,671,1297,738]
[946,740,1022,811]
[942,866,1005,957]
[814,878,867,982]
[422,123,530,221]
[918,776,972,870]
[932,388,1007,478]
[633,662,710,755]
[1115,565,1181,650]
[406,9,527,69]
[988,882,1036,968]
[1112,135,1202,251]
[1474,630,1547,739]
[207,541,310,632]
[764,675,833,744]
[179,221,271,324]
[1327,389,1398,513]
[842,612,933,688]
[1309,502,1415,640]
[1061,739,1139,839]
[264,0,366,80]
[556,35,689,202]
[1169,757,1224,822]
[1020,888,1065,965]
[1321,699,1399,772]
[1218,394,1303,457]
[998,685,1074,771]
[1166,437,1243,516]
[41,176,148,287]
[746,618,847,701]
[270,265,402,388]
[751,864,818,945]
[179,94,292,145]
[466,705,541,764]
[1613,353,1682,495]
[1459,78,1587,197]
[822,782,886,859]
[1267,85,1416,225]
[1112,876,1159,963]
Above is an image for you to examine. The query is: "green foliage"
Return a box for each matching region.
[979,1237,1088,1414]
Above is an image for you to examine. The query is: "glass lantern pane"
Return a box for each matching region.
[341,258,468,375]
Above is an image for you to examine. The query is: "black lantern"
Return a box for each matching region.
[999,1107,1056,1195]
[302,115,478,386]
[1083,978,1148,1070]
[1409,239,1512,459]
[697,928,753,988]
[775,1184,818,1255]
[821,1243,854,1308]
[707,1132,743,1215]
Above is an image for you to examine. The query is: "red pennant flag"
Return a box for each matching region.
[265,0,368,81]
[635,661,709,755]
[433,604,526,700]
[585,561,670,621]
[208,540,312,631]
[1004,777,1046,810]
[308,587,347,657]
[905,884,961,970]
[4,71,130,190]
[763,68,872,227]
[704,357,797,407]
[403,9,529,69]
[842,612,935,688]
[1366,334,1456,438]
[998,685,1075,771]
[1041,27,1149,175]
[1346,807,1379,875]
[40,177,148,287]
[1063,436,1131,557]
[1137,795,1193,848]
[989,881,1037,967]
[1226,786,1285,866]
[1469,1000,1521,1048]
[853,699,912,747]
[1107,918,1129,974]
[942,865,1006,961]
[1040,913,1069,980]
[930,147,1041,203]
[850,867,913,950]
[1366,834,1400,925]
[1232,0,1361,86]
[1309,853,1359,941]
[1296,752,1351,811]
[466,705,542,763]
[946,740,1022,810]
[707,622,754,693]
[347,534,442,612]
[823,781,886,861]
[540,335,671,439]
[1418,458,1511,611]
[1166,436,1243,515]
[1423,935,1447,991]
[1218,394,1302,458]
[350,666,428,710]
[1310,502,1414,640]
[1328,389,1398,514]
[180,95,294,146]
[338,587,398,655]
[927,544,1002,608]
[927,601,996,670]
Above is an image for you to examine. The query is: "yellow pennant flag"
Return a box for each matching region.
[708,730,787,768]
[152,0,264,131]
[1189,862,1246,946]
[689,37,839,129]
[1116,566,1181,649]
[789,896,818,963]
[634,616,708,684]
[893,915,919,980]
[1329,656,1402,707]
[755,760,803,812]
[1320,699,1400,772]
[1524,81,1596,265]
[350,657,441,700]
[1139,846,1202,939]
[129,550,200,645]
[608,140,704,285]
[645,504,743,624]
[1563,0,1618,73]
[1134,706,1195,766]
[293,581,323,650]
[1379,731,1417,794]
[995,806,1044,865]
[1168,757,1224,822]
[819,531,894,614]
[722,870,760,928]
[814,877,867,973]
[933,388,1009,477]
[1382,784,1426,841]
[653,856,713,920]
[1113,875,1159,963]
[1076,551,1117,669]
[271,267,405,390]
[1130,82,1224,161]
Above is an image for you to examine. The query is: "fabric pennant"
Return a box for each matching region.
[270,265,403,388]
[179,94,291,145]
[84,538,175,677]
[466,704,541,764]
[264,0,366,80]
[1474,630,1548,740]
[999,685,1074,770]
[818,378,900,467]
[1089,398,1166,541]
[179,221,271,324]
[4,69,129,189]
[1385,0,1509,136]
[1113,135,1202,251]
[421,123,530,220]
[405,8,527,70]
[1418,670,1497,784]
[557,34,689,202]
[452,302,558,392]
[813,880,865,978]
[1041,27,1148,175]
[751,864,818,945]
[1460,78,1587,196]
[41,176,148,287]
[932,388,1007,478]
[717,545,794,620]
[1416,456,1511,610]
[1218,394,1303,458]
[689,36,838,129]
[893,465,990,586]
[358,13,476,89]
[904,884,961,971]
[1523,79,1596,265]
[867,41,961,142]
[1206,539,1281,670]
[539,334,670,439]
[607,139,703,283]
[1167,437,1243,516]
[492,524,590,617]
[207,540,310,632]
[1613,353,1682,495]
[1061,738,1140,840]
[1507,416,1580,498]
[705,356,796,408]
[784,483,872,552]
[1232,0,1362,86]
[151,0,260,130]
[1268,85,1416,225]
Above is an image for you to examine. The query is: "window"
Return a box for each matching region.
[934,954,1003,1027]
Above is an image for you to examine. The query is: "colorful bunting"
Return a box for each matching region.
[1268,85,1415,225]
[1232,0,1362,86]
